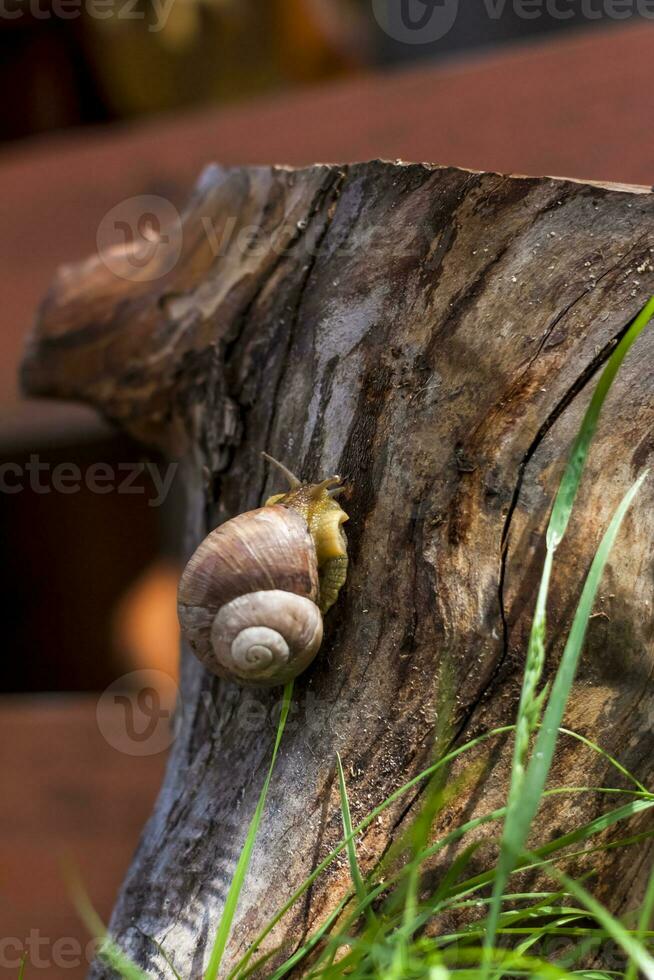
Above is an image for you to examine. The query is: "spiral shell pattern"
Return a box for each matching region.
[211,590,323,685]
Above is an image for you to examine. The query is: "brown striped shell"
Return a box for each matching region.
[178,505,324,687]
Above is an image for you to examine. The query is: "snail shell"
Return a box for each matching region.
[178,464,348,687]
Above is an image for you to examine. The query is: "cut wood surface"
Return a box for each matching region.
[22,160,654,976]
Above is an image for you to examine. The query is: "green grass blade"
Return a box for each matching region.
[64,857,151,979]
[520,471,647,827]
[336,752,376,927]
[548,296,654,549]
[268,892,352,980]
[439,944,577,977]
[452,797,654,905]
[96,941,154,980]
[151,941,183,980]
[626,864,654,980]
[560,726,649,794]
[397,780,450,935]
[396,661,457,939]
[205,680,294,980]
[515,551,552,737]
[428,841,481,910]
[548,863,654,980]
[485,469,648,962]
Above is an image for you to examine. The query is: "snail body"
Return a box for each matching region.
[177,457,348,687]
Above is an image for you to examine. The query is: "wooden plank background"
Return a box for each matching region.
[0,700,166,978]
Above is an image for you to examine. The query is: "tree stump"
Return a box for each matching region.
[22,161,654,977]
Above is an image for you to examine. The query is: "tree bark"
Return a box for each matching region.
[22,161,654,977]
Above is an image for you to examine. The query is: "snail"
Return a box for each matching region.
[177,454,349,687]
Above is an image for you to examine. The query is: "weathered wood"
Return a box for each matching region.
[22,161,654,976]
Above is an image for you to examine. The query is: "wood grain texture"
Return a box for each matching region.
[22,160,654,976]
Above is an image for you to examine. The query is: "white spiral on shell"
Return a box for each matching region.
[230,626,290,673]
[211,590,323,686]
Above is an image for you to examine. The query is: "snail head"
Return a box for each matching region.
[262,452,349,613]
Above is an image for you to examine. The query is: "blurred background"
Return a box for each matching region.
[1,1,652,976]
[1,0,648,142]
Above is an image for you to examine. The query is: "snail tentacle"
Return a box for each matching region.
[262,452,301,489]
